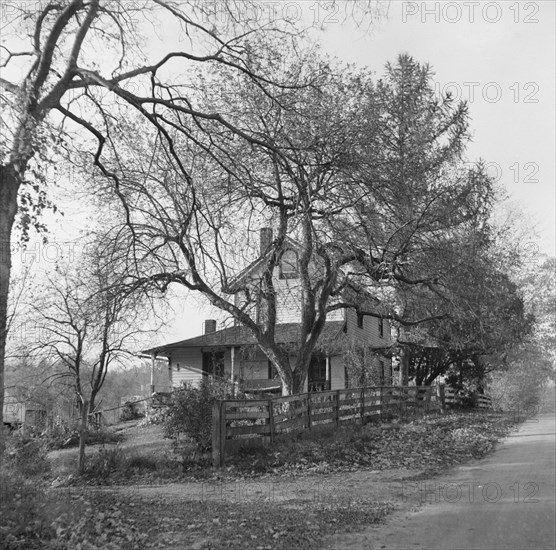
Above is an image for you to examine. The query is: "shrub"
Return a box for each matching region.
[140,404,170,426]
[84,445,127,477]
[164,378,236,452]
[489,364,545,417]
[5,432,51,477]
[120,400,144,422]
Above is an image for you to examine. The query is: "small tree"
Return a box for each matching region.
[28,235,159,473]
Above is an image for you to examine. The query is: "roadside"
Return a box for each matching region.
[342,411,556,550]
[29,409,518,550]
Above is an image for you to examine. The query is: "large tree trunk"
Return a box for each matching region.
[0,164,20,467]
[77,398,89,475]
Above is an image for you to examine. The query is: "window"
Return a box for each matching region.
[308,354,329,392]
[279,249,298,279]
[379,318,384,338]
[357,312,364,329]
[202,351,225,378]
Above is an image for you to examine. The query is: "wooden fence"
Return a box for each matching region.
[212,385,446,467]
[84,392,172,429]
[444,387,492,410]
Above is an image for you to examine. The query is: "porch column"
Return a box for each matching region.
[150,352,156,394]
[230,346,236,396]
[326,354,331,390]
[230,346,235,380]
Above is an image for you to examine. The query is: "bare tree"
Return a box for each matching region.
[87,54,501,394]
[2,0,379,458]
[29,233,159,473]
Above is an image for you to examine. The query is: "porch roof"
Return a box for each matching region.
[141,321,345,356]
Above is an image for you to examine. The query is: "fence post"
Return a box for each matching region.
[268,399,275,443]
[335,390,340,426]
[379,386,384,420]
[360,387,365,423]
[437,384,446,414]
[307,394,312,430]
[212,401,225,468]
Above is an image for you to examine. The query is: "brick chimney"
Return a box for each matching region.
[204,319,217,334]
[260,227,273,256]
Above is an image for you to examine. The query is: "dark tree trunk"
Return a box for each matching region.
[77,398,89,475]
[399,346,409,386]
[0,163,20,466]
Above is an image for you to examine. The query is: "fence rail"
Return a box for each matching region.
[212,385,445,467]
[78,392,173,429]
[444,387,492,410]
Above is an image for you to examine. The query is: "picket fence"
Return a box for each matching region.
[212,385,446,467]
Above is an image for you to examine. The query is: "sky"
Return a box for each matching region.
[8,1,555,349]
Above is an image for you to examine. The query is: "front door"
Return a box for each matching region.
[308,354,330,392]
[202,350,225,379]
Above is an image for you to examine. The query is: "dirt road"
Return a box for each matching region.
[328,412,556,550]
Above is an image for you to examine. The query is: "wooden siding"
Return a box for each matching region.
[169,347,235,388]
[233,269,345,325]
[345,308,391,347]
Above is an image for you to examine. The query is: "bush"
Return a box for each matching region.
[43,419,78,450]
[489,364,545,416]
[120,400,144,422]
[164,378,237,452]
[5,432,51,477]
[85,445,127,477]
[84,445,178,479]
[140,404,170,427]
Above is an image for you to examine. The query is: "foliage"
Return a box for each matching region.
[120,401,144,422]
[42,420,79,450]
[5,432,51,477]
[164,378,237,452]
[0,473,146,549]
[224,411,516,476]
[44,423,122,451]
[84,445,128,477]
[83,445,178,482]
[488,353,549,415]
[140,405,170,426]
[344,346,379,387]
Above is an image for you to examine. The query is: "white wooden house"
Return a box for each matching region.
[143,229,393,393]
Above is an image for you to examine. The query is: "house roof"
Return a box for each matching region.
[142,321,345,356]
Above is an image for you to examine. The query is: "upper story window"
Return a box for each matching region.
[379,318,384,338]
[279,249,299,279]
[357,312,364,328]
